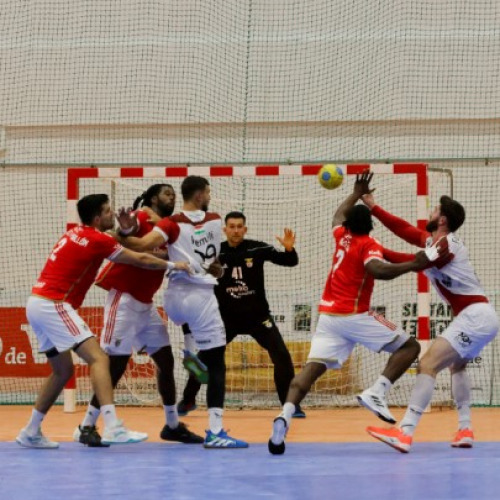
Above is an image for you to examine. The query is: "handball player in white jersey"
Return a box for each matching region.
[75,184,203,446]
[115,176,248,448]
[364,189,499,453]
[17,194,183,448]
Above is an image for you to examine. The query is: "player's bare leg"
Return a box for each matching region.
[16,350,74,449]
[358,337,420,424]
[75,338,147,444]
[269,362,326,455]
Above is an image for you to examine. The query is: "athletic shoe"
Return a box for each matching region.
[177,400,198,416]
[268,417,288,455]
[73,425,110,448]
[451,428,474,448]
[101,421,148,445]
[203,429,249,449]
[366,426,412,453]
[182,350,209,384]
[292,405,306,419]
[160,422,204,444]
[16,428,59,449]
[357,389,396,424]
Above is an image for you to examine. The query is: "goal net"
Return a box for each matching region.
[0,163,461,409]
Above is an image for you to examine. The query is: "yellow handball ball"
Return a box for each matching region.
[318,164,344,190]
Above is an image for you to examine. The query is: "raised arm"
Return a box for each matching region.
[362,193,428,248]
[332,171,374,227]
[268,228,299,266]
[366,238,450,279]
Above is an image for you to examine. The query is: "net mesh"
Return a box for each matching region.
[0,0,499,408]
[3,164,486,409]
[0,1,499,164]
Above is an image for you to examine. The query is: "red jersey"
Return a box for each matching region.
[318,226,384,315]
[96,210,176,304]
[32,225,123,309]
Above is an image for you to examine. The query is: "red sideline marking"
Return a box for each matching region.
[67,168,98,200]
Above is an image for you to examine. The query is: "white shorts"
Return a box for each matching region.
[26,295,94,354]
[441,302,499,359]
[163,283,226,351]
[307,311,410,369]
[100,289,170,356]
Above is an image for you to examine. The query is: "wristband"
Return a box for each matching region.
[167,261,176,271]
[118,226,134,236]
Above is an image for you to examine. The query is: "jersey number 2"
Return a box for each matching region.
[49,237,68,261]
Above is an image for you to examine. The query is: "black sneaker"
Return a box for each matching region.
[177,400,198,416]
[74,425,110,448]
[160,422,204,444]
[292,405,306,419]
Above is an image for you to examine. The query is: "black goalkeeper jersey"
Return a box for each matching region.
[215,239,298,324]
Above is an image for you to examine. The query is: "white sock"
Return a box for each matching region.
[400,374,435,436]
[452,371,472,430]
[208,407,223,434]
[82,405,100,427]
[279,402,296,427]
[184,333,196,353]
[164,405,179,429]
[26,408,45,435]
[101,404,118,429]
[371,375,393,396]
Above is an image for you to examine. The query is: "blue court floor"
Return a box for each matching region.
[1,441,499,500]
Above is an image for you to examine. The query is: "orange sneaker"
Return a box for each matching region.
[451,428,474,448]
[367,426,412,453]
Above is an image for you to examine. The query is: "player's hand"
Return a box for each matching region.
[413,236,450,270]
[174,261,194,274]
[353,170,375,198]
[142,206,162,224]
[276,228,295,251]
[201,260,224,279]
[361,193,376,210]
[115,207,137,234]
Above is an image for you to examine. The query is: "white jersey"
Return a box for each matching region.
[424,233,488,315]
[154,210,222,286]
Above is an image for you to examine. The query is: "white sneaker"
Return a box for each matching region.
[16,428,59,449]
[268,417,288,455]
[73,426,81,442]
[101,421,148,445]
[357,389,396,424]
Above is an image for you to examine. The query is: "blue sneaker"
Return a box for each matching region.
[292,405,306,418]
[203,429,249,449]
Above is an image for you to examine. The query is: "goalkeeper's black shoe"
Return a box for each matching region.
[73,425,110,448]
[160,422,204,444]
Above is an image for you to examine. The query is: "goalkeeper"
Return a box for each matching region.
[178,211,306,418]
